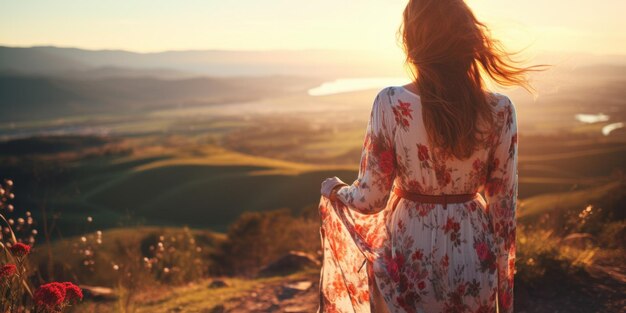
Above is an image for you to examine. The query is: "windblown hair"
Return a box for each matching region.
[400,0,543,159]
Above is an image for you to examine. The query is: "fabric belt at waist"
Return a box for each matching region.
[391,187,479,210]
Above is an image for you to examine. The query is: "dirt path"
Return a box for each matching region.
[210,271,320,313]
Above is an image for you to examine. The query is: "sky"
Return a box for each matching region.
[1,0,625,57]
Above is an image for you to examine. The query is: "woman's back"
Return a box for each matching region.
[392,85,513,195]
[318,85,518,313]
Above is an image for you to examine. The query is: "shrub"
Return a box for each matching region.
[212,208,321,276]
[515,225,589,288]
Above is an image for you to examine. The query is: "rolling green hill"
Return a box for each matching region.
[0,73,323,122]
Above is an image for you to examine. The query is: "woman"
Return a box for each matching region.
[317,1,541,312]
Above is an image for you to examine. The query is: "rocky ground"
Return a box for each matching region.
[77,257,625,313]
[515,263,625,313]
[210,271,320,313]
[212,264,626,313]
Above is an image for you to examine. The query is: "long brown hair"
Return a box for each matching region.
[400,0,543,159]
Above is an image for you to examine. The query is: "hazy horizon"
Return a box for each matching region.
[2,0,625,58]
[3,43,626,57]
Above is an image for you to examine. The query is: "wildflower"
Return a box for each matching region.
[10,242,31,257]
[62,282,83,304]
[34,282,66,310]
[0,264,17,279]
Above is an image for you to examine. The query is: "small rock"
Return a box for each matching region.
[285,281,312,291]
[277,281,313,300]
[561,233,596,249]
[208,279,229,288]
[169,306,184,312]
[284,306,309,313]
[208,304,225,313]
[79,285,117,302]
[267,303,280,311]
[258,251,321,277]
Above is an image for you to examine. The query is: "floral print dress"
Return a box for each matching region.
[317,86,518,313]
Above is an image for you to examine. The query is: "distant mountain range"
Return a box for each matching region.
[3,46,397,122]
[0,45,624,123]
[0,73,324,122]
[0,45,406,78]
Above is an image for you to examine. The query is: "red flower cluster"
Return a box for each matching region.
[34,282,83,311]
[475,242,490,261]
[443,217,460,234]
[10,242,31,257]
[434,165,452,187]
[489,157,500,173]
[472,158,484,172]
[385,253,405,283]
[0,263,17,279]
[417,144,429,161]
[393,100,413,128]
[411,249,423,261]
[34,282,65,310]
[441,254,449,268]
[63,282,83,304]
[469,202,478,212]
[499,291,512,309]
[485,177,503,196]
[378,150,395,175]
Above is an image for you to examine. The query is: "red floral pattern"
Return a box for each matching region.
[393,99,413,130]
[318,87,517,313]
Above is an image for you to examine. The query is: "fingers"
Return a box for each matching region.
[321,177,338,197]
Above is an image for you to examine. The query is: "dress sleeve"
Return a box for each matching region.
[335,87,398,215]
[484,95,518,313]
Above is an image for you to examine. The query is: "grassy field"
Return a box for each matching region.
[519,180,623,220]
[1,84,625,236]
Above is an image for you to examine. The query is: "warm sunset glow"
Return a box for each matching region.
[1,0,624,56]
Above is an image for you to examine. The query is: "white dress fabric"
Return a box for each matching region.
[317,86,518,313]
